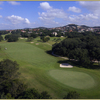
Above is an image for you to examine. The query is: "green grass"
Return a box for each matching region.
[49,69,96,89]
[0,37,100,98]
[0,42,56,68]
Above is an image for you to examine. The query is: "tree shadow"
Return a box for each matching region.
[45,50,53,55]
[37,40,42,42]
[57,60,82,68]
[45,50,100,69]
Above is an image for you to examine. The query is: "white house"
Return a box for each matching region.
[52,32,57,36]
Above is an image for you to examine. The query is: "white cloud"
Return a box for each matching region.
[0,1,3,5]
[0,7,2,9]
[68,13,99,26]
[25,18,30,24]
[8,1,20,5]
[0,15,2,18]
[6,15,30,24]
[40,2,52,10]
[39,2,67,27]
[79,1,100,14]
[68,6,81,13]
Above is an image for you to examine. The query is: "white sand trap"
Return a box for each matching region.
[60,63,73,68]
[31,42,34,43]
[20,38,24,39]
[36,43,39,45]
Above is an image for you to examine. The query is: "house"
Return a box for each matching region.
[28,31,32,34]
[21,30,26,33]
[52,32,57,36]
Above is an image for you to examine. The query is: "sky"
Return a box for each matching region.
[0,1,100,30]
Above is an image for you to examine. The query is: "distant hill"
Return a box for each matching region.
[93,26,100,28]
[67,24,78,26]
[24,28,32,30]
[36,27,48,29]
[80,25,90,28]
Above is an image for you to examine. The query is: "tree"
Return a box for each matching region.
[40,36,50,42]
[40,91,52,99]
[5,34,18,42]
[30,33,38,38]
[18,88,40,99]
[0,35,3,41]
[26,37,33,42]
[0,59,19,84]
[18,88,52,99]
[0,59,27,98]
[63,91,80,99]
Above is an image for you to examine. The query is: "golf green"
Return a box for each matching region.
[49,69,96,89]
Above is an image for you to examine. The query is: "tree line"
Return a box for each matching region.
[52,33,100,68]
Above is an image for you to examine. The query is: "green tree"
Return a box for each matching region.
[26,37,33,42]
[40,36,50,42]
[0,35,3,41]
[0,59,27,98]
[5,34,18,42]
[18,88,40,99]
[40,91,52,99]
[63,91,80,99]
[0,59,19,84]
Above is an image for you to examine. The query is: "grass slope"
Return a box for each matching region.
[0,42,56,68]
[0,37,100,98]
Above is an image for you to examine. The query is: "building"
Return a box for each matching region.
[52,32,57,36]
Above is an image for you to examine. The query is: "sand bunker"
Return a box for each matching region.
[36,43,39,45]
[31,42,34,43]
[20,38,24,39]
[60,63,73,68]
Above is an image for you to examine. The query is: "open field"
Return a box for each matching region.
[0,37,100,98]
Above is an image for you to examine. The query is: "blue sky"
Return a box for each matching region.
[0,1,100,29]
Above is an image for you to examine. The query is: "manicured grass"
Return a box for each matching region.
[0,38,100,98]
[49,69,96,89]
[0,42,56,68]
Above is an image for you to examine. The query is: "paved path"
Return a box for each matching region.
[52,52,68,60]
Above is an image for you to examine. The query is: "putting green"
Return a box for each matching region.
[49,69,96,89]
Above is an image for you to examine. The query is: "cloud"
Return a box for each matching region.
[0,15,2,18]
[68,6,81,13]
[0,7,2,10]
[39,2,67,27]
[8,1,20,5]
[25,18,30,24]
[79,1,100,14]
[68,13,99,26]
[6,15,30,24]
[40,2,52,10]
[0,1,3,5]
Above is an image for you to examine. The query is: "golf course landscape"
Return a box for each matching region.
[0,36,100,98]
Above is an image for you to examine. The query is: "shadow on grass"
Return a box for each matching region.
[46,50,52,55]
[57,60,82,68]
[58,60,100,69]
[46,50,100,69]
[37,40,42,42]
